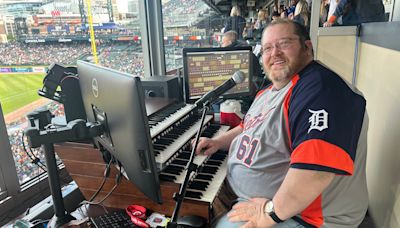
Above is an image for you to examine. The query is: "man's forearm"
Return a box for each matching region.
[272,168,335,222]
[214,125,242,151]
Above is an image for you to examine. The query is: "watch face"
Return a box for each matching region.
[265,201,274,213]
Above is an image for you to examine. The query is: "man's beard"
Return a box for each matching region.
[267,65,291,84]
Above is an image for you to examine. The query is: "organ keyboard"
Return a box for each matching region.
[139,101,231,205]
[55,101,232,220]
[149,102,195,138]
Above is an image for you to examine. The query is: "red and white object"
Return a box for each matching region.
[220,100,243,128]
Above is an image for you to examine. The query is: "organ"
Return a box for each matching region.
[55,99,230,220]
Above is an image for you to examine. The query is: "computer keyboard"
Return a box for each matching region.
[90,209,136,227]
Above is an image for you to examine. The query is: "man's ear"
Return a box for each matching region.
[304,40,312,51]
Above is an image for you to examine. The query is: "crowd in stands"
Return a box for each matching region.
[99,42,145,77]
[163,0,210,27]
[238,0,312,42]
[231,0,386,42]
[0,42,91,66]
[7,102,63,183]
[0,41,145,76]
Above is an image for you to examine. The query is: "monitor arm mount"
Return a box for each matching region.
[24,108,103,228]
[38,63,86,123]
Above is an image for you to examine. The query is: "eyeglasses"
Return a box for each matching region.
[261,37,300,55]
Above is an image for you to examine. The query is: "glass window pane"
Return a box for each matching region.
[319,0,388,27]
[0,0,144,185]
[161,0,225,72]
[0,168,6,197]
[1,73,51,184]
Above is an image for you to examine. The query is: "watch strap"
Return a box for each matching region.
[269,212,285,223]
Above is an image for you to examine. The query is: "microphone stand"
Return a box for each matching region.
[167,101,212,228]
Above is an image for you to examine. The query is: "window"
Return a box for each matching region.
[0,0,145,224]
[319,0,390,27]
[161,0,225,72]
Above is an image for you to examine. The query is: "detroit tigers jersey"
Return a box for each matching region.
[226,61,368,227]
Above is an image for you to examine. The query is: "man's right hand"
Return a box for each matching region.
[194,137,221,156]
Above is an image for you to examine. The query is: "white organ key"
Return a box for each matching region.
[150,104,195,138]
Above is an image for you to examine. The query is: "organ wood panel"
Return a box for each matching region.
[55,142,211,220]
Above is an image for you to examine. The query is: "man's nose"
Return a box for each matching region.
[270,45,282,56]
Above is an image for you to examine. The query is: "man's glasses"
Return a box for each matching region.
[261,37,300,55]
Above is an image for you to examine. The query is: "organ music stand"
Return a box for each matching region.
[25,108,103,228]
[167,101,214,228]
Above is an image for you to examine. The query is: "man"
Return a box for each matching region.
[197,19,368,227]
[221,30,241,48]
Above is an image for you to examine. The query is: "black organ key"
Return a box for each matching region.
[164,133,179,139]
[153,144,167,150]
[209,153,226,161]
[159,174,176,181]
[155,138,174,145]
[177,151,191,160]
[164,167,182,175]
[201,166,218,174]
[185,190,202,199]
[195,174,213,181]
[189,180,209,191]
[172,159,188,166]
[206,160,222,166]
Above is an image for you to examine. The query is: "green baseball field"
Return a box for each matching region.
[0,73,45,115]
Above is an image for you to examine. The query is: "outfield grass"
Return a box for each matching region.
[0,73,45,115]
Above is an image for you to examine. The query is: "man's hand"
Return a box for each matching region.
[227,198,274,228]
[193,137,221,155]
[323,21,333,27]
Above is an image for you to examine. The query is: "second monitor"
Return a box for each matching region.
[182,46,253,103]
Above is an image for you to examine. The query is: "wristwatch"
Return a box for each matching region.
[264,200,285,223]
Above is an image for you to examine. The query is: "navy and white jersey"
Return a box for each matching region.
[226,61,368,227]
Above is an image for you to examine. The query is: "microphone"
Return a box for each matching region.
[195,71,245,108]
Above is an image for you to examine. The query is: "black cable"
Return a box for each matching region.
[81,161,122,206]
[88,157,113,202]
[21,131,47,172]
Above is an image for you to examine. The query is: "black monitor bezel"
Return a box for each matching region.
[182,46,254,104]
[77,60,162,203]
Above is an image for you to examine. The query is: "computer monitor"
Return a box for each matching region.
[77,60,162,203]
[182,46,253,103]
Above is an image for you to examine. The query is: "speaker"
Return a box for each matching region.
[141,76,182,101]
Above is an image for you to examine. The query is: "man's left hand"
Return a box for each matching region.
[227,198,273,228]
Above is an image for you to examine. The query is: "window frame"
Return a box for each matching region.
[0,103,20,203]
[138,0,166,77]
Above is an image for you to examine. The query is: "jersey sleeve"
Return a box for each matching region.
[287,68,366,175]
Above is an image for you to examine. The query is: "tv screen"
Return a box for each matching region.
[182,46,253,103]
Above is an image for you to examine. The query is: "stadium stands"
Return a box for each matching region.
[6,102,63,183]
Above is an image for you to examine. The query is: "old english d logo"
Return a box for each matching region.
[92,78,99,98]
[308,109,328,133]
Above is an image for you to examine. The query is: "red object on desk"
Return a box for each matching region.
[220,100,242,128]
[126,205,149,228]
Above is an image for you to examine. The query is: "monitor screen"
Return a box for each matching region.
[182,46,253,103]
[77,60,162,203]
